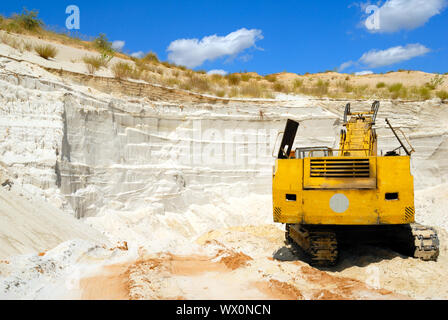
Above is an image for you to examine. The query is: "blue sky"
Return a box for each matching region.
[2,1,447,75]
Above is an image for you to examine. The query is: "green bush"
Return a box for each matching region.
[92,34,115,66]
[14,8,43,31]
[376,82,386,89]
[93,33,112,51]
[34,44,58,59]
[426,75,444,90]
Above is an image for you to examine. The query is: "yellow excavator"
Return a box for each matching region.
[272,101,439,266]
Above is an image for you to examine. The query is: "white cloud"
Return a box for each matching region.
[207,69,228,76]
[167,28,263,68]
[355,70,374,75]
[364,0,447,33]
[131,51,144,58]
[112,40,125,51]
[359,44,430,68]
[339,44,430,71]
[339,61,355,72]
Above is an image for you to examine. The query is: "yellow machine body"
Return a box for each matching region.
[272,155,415,225]
[272,104,415,226]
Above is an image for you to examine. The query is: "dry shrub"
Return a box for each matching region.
[142,52,159,64]
[436,90,448,101]
[264,74,277,83]
[273,81,289,93]
[240,82,263,97]
[210,74,224,82]
[111,62,137,79]
[388,83,403,93]
[293,79,303,89]
[163,77,180,87]
[23,41,32,51]
[226,74,241,86]
[82,55,106,74]
[34,44,58,59]
[214,89,226,98]
[241,74,251,82]
[417,86,431,100]
[184,75,210,92]
[0,33,25,51]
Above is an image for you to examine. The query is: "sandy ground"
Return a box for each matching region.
[81,224,439,300]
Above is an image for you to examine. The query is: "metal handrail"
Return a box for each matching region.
[272,131,284,157]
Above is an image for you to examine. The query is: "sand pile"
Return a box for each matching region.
[0,174,107,259]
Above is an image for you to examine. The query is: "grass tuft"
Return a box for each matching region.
[436,90,448,101]
[82,55,108,74]
[112,62,134,79]
[34,44,58,59]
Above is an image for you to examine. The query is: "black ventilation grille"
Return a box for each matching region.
[310,158,370,178]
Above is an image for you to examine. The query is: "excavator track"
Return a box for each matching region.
[409,223,439,261]
[285,223,439,266]
[286,224,338,267]
[391,223,439,261]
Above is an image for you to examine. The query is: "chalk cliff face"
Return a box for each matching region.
[57,92,340,219]
[1,56,447,248]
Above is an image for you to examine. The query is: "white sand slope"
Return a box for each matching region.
[0,182,107,259]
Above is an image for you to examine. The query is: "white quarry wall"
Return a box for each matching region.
[0,56,447,251]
